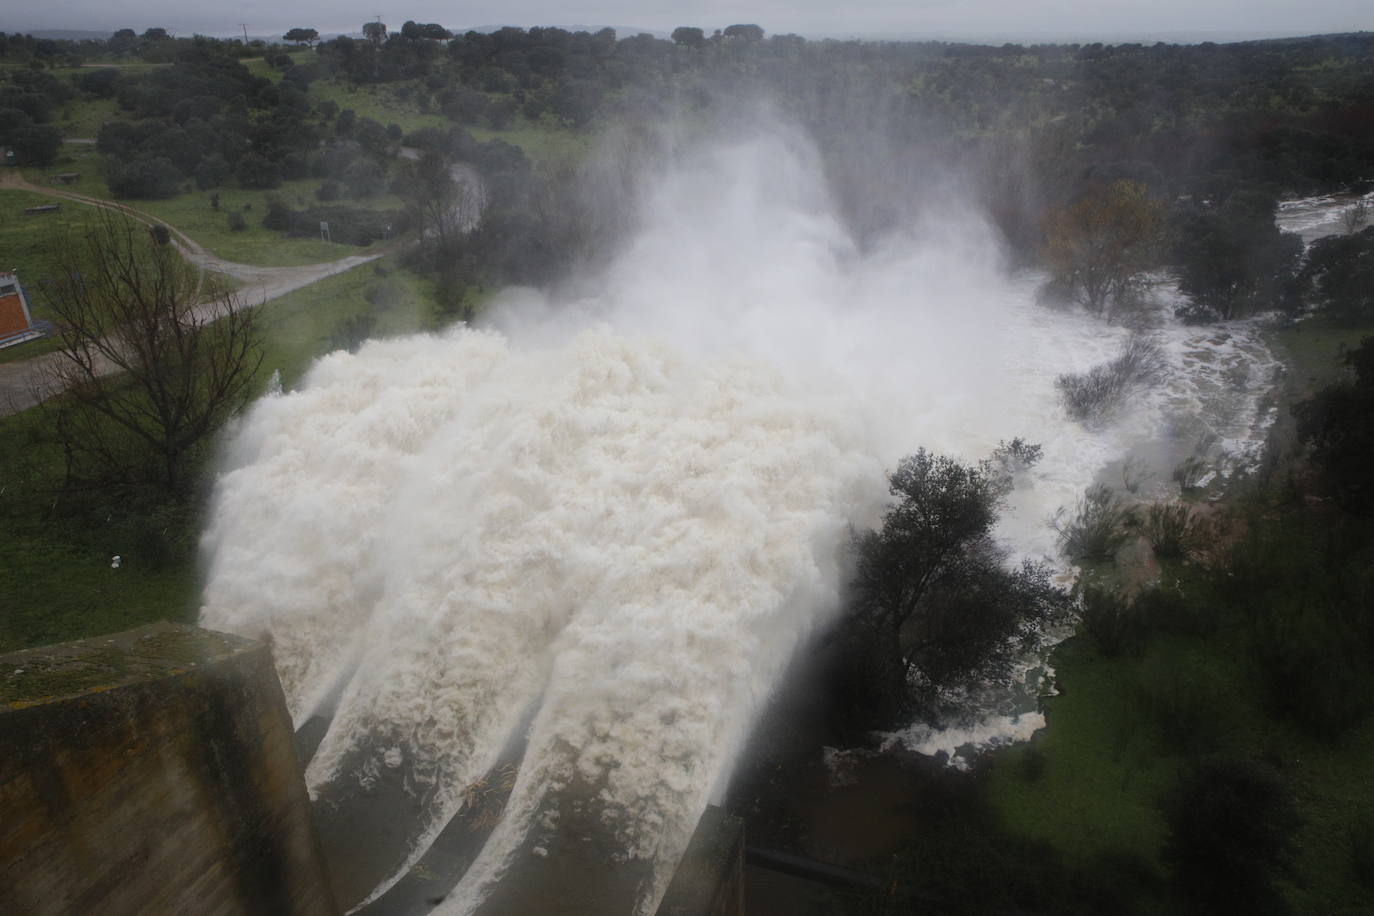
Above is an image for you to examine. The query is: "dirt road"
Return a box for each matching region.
[0,172,385,416]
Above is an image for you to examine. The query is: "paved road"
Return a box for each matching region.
[0,171,386,416]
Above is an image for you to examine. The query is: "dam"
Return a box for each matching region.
[0,623,746,916]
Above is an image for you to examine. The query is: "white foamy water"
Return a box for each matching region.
[200,124,1281,913]
[1277,190,1373,244]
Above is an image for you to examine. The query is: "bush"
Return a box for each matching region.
[1134,581,1213,637]
[1055,484,1134,562]
[1139,652,1237,755]
[344,159,385,198]
[1300,228,1374,326]
[0,111,61,166]
[193,153,231,190]
[262,196,292,231]
[1161,757,1300,915]
[1172,455,1211,492]
[78,68,120,98]
[260,201,403,246]
[235,151,281,189]
[1252,599,1369,739]
[106,154,182,199]
[1079,584,1145,656]
[325,314,376,354]
[1140,502,1202,560]
[1296,337,1374,514]
[314,180,341,202]
[227,211,247,232]
[1057,336,1166,428]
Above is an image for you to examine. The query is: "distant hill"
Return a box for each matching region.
[441,24,670,39]
[10,29,114,40]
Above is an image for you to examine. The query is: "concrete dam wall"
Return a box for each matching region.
[1,621,746,915]
[0,622,339,916]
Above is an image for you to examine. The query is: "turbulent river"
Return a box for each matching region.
[199,125,1285,914]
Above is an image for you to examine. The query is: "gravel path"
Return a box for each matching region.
[0,171,386,416]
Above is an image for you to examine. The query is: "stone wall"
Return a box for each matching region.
[0,622,339,916]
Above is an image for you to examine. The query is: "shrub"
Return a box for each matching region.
[106,154,182,199]
[1139,653,1236,755]
[1140,502,1202,560]
[259,201,403,246]
[227,211,247,232]
[262,197,292,231]
[1079,584,1145,656]
[1295,337,1374,514]
[1120,455,1154,494]
[193,153,231,190]
[1252,599,1369,739]
[325,314,376,354]
[1161,757,1300,915]
[1172,455,1211,492]
[235,151,281,189]
[1134,581,1214,637]
[314,180,341,202]
[1055,484,1134,562]
[1057,336,1166,428]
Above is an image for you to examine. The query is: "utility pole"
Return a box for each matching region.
[240,23,249,43]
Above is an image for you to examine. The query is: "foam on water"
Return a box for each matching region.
[200,125,1282,913]
[1276,190,1373,244]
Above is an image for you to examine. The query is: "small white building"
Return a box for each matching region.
[0,271,42,350]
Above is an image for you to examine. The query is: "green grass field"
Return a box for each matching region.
[308,78,449,135]
[255,259,438,390]
[985,629,1374,913]
[22,144,111,199]
[17,149,401,267]
[55,96,122,140]
[1269,317,1373,399]
[305,77,588,163]
[129,180,400,267]
[0,403,202,654]
[0,189,96,363]
[242,50,312,82]
[983,305,1374,911]
[468,123,592,164]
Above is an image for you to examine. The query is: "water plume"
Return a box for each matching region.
[200,117,1278,914]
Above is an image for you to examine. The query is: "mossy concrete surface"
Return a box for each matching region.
[0,622,339,916]
[656,805,746,916]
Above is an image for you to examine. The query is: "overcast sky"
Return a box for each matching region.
[10,0,1371,43]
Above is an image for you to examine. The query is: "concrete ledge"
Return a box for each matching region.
[656,805,746,916]
[0,622,339,916]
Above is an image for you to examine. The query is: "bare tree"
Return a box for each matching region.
[1344,197,1370,234]
[398,150,484,260]
[39,212,262,496]
[1043,180,1164,319]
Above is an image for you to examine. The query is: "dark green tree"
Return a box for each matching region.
[362,21,387,45]
[1299,226,1374,326]
[843,442,1067,720]
[283,28,319,47]
[671,27,706,47]
[1172,193,1303,322]
[106,155,183,199]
